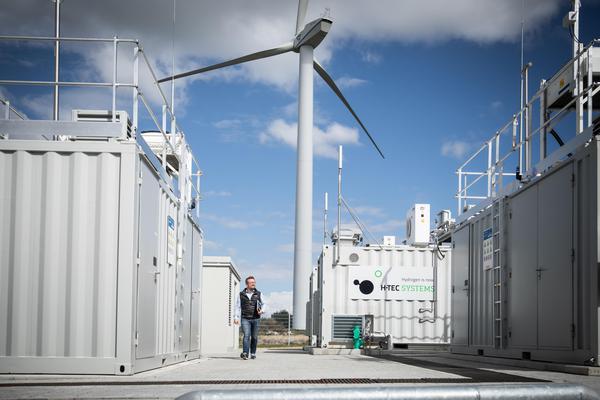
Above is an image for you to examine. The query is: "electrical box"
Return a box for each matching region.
[383,236,396,246]
[406,203,430,246]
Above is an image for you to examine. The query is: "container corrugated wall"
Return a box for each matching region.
[0,138,204,374]
[318,245,451,346]
[469,210,494,348]
[450,136,600,366]
[0,149,122,358]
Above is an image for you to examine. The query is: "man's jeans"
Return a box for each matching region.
[241,318,260,355]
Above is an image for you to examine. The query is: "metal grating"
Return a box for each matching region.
[332,315,363,340]
[0,375,548,387]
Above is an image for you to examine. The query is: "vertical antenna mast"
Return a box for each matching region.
[336,145,342,264]
[53,0,61,122]
[518,0,525,172]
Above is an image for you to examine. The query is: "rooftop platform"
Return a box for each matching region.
[1,349,600,399]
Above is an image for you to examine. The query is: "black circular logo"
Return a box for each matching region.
[353,279,374,295]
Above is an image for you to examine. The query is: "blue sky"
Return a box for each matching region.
[1,0,599,312]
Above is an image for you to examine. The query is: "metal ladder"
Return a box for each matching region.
[492,200,505,348]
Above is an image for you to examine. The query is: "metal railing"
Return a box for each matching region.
[456,40,600,215]
[0,98,26,121]
[0,34,202,217]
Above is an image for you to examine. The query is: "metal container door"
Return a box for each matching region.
[537,163,574,350]
[189,227,203,351]
[451,226,470,346]
[507,185,538,349]
[181,220,193,352]
[136,160,161,359]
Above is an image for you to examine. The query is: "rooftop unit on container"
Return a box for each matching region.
[0,10,204,374]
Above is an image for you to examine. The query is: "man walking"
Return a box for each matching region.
[234,276,265,360]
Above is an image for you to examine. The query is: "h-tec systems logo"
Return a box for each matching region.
[352,269,382,295]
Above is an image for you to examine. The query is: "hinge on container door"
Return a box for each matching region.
[451,330,454,338]
[136,257,141,266]
[134,331,139,346]
[571,248,575,263]
[451,285,455,293]
[572,324,576,338]
[571,173,575,188]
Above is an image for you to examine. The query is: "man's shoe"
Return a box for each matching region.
[250,354,256,359]
[240,352,248,360]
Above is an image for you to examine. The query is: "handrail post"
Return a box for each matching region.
[196,171,200,220]
[539,83,547,161]
[112,36,118,122]
[457,169,462,215]
[487,141,492,197]
[4,100,9,120]
[161,104,167,169]
[52,0,61,122]
[588,48,593,128]
[132,45,139,137]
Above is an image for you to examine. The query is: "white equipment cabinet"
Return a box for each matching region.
[201,256,241,354]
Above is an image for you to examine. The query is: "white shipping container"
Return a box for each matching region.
[310,241,451,348]
[0,138,203,375]
[201,256,241,354]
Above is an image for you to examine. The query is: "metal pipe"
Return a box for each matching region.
[487,141,492,197]
[524,63,531,174]
[0,34,137,42]
[539,82,547,161]
[112,36,118,122]
[457,169,462,215]
[176,384,600,400]
[0,80,128,87]
[323,192,328,246]
[4,100,9,120]
[291,44,314,330]
[53,0,60,121]
[337,145,342,264]
[588,47,593,127]
[132,45,139,136]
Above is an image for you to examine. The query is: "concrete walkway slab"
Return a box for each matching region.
[1,349,599,399]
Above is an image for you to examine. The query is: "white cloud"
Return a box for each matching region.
[259,119,360,159]
[352,206,385,218]
[441,140,473,159]
[204,190,232,197]
[262,291,293,316]
[202,213,262,230]
[203,240,222,251]
[490,100,503,110]
[213,119,243,129]
[361,50,383,64]
[335,76,367,89]
[1,0,562,114]
[370,219,404,234]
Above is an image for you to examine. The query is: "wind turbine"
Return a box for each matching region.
[158,0,384,329]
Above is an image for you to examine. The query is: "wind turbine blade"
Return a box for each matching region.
[313,60,385,159]
[296,0,309,34]
[158,42,294,83]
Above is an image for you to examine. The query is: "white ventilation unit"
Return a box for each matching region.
[406,203,430,246]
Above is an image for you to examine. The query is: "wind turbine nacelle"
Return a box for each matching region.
[293,18,332,51]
